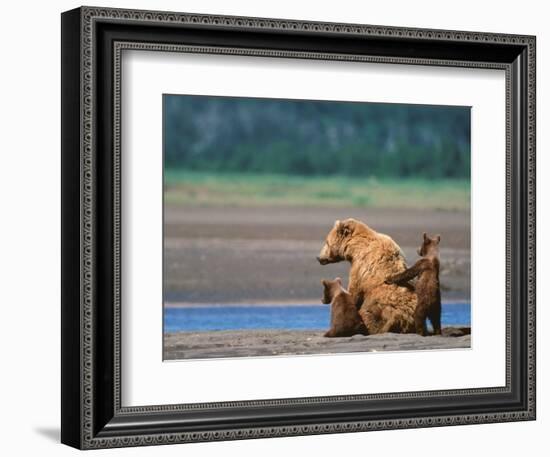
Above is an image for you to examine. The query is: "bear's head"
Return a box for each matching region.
[417,232,441,257]
[321,277,344,304]
[317,218,365,265]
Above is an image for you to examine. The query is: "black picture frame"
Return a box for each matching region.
[61,6,536,449]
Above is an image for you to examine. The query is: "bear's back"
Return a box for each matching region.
[350,232,409,288]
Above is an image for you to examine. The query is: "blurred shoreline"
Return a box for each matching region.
[164,300,471,308]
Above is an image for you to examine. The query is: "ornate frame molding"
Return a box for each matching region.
[61,6,536,449]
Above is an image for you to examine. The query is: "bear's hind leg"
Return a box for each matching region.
[380,318,398,334]
[358,300,383,335]
[414,306,427,336]
[428,308,442,336]
[355,322,368,335]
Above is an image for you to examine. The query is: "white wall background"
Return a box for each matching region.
[0,0,546,455]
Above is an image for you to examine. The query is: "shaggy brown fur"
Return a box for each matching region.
[317,218,417,334]
[321,278,368,337]
[385,233,441,336]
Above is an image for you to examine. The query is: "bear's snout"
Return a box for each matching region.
[317,256,329,265]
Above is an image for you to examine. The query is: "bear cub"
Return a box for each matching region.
[321,277,368,337]
[385,233,442,336]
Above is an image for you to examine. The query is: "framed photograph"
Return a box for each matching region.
[61,6,536,449]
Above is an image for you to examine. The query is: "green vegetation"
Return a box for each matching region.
[164,95,470,179]
[164,96,470,210]
[165,171,470,211]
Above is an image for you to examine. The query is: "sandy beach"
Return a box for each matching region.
[164,205,470,304]
[163,204,470,359]
[164,327,471,360]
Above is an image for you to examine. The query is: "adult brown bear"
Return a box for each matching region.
[317,218,417,334]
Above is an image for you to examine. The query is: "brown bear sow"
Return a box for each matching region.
[385,233,441,336]
[318,219,417,334]
[321,278,367,337]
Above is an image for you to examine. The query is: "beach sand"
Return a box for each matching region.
[163,205,471,360]
[164,205,471,304]
[164,327,471,360]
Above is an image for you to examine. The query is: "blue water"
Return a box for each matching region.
[164,303,470,333]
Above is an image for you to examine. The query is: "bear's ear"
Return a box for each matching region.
[435,234,441,243]
[335,277,342,285]
[337,220,353,237]
[423,232,428,240]
[321,279,328,287]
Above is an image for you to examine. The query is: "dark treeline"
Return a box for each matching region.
[164,95,470,179]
